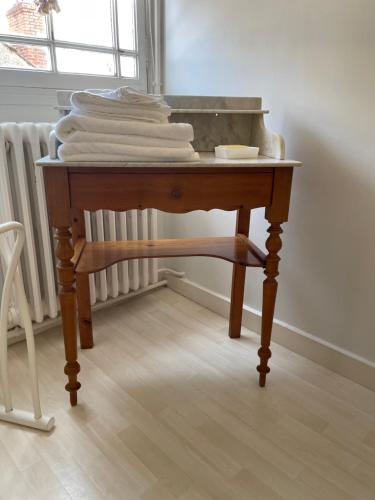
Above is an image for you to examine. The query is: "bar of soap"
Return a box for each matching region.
[215,145,259,159]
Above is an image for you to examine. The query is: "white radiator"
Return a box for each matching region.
[0,122,158,330]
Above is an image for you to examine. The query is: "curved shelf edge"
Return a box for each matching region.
[75,236,266,275]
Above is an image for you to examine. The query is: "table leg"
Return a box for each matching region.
[76,274,93,349]
[55,226,81,406]
[257,221,283,386]
[229,265,246,338]
[72,210,94,349]
[229,208,251,338]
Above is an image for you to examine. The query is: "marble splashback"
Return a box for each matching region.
[164,95,262,110]
[170,113,253,152]
[166,96,263,152]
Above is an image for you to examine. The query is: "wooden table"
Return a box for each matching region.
[37,152,301,406]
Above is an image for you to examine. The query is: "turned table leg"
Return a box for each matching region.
[229,208,251,338]
[257,221,283,387]
[55,226,81,406]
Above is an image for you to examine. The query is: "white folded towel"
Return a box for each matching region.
[58,142,199,162]
[71,87,170,123]
[71,104,170,124]
[56,152,200,162]
[54,87,198,163]
[64,131,189,149]
[55,112,194,143]
[79,87,164,106]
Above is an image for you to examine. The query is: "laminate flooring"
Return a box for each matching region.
[1,287,375,500]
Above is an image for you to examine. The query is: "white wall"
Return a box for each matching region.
[163,0,375,363]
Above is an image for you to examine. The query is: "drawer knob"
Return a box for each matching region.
[171,188,182,199]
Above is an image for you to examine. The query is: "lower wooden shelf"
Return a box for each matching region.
[74,236,266,274]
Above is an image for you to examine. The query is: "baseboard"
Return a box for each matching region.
[166,275,375,392]
[7,280,167,346]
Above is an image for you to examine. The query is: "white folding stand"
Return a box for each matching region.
[0,222,54,431]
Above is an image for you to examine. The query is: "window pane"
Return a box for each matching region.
[53,0,112,47]
[0,0,47,38]
[120,55,136,78]
[118,0,135,50]
[0,42,50,70]
[56,48,114,76]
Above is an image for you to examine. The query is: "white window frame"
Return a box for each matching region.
[0,0,148,91]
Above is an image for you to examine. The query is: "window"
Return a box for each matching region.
[0,0,145,80]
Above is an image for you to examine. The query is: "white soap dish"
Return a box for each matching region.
[215,145,259,160]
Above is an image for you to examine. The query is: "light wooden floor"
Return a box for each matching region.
[2,287,375,500]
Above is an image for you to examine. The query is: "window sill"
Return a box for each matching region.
[0,67,147,91]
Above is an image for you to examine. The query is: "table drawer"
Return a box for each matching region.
[69,172,273,212]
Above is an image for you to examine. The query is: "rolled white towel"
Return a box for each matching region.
[71,96,169,113]
[79,87,164,106]
[71,87,170,123]
[55,112,194,143]
[71,104,170,123]
[64,131,189,149]
[58,142,199,162]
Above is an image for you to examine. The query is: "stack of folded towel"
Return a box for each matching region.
[55,87,199,162]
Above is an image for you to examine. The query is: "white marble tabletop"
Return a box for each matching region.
[36,152,302,169]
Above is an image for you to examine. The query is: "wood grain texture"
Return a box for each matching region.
[54,226,80,406]
[2,288,375,500]
[72,209,93,349]
[69,171,273,212]
[43,167,71,227]
[71,237,86,267]
[41,158,295,403]
[266,168,294,221]
[75,236,266,275]
[229,208,251,339]
[75,273,93,349]
[257,222,283,387]
[44,167,81,405]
